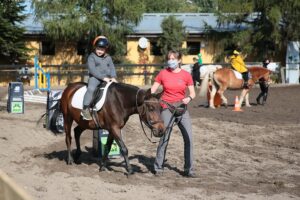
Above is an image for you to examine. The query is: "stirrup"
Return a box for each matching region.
[81,109,92,120]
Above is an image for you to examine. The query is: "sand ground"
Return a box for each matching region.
[0,85,299,200]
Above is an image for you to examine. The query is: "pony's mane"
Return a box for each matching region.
[248,67,270,81]
[115,82,140,91]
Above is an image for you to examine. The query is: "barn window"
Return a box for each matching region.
[41,41,55,55]
[77,41,86,56]
[187,41,201,55]
[150,42,162,56]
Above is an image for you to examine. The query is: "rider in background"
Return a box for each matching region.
[229,50,249,88]
[81,36,117,120]
[256,58,270,105]
[151,50,196,178]
[192,57,202,86]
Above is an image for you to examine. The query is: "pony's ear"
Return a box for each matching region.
[153,91,163,99]
[144,88,152,100]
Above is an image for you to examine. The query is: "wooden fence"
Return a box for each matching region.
[0,62,281,87]
[0,64,166,86]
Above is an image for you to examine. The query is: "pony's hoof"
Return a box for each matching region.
[73,151,82,161]
[209,106,216,109]
[99,166,108,172]
[67,159,74,165]
[246,104,251,107]
[127,167,134,175]
[126,171,134,177]
[256,100,260,105]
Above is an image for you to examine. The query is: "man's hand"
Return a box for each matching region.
[182,96,192,105]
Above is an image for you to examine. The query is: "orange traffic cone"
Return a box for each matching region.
[232,96,243,112]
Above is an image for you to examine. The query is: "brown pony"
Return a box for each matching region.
[60,82,165,174]
[200,67,271,108]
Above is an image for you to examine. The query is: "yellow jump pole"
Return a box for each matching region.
[38,70,42,88]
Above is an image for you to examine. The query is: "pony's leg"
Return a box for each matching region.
[64,117,74,165]
[239,89,249,107]
[111,127,133,175]
[73,126,85,162]
[116,138,133,175]
[209,84,217,109]
[217,88,228,108]
[245,92,251,107]
[100,133,114,171]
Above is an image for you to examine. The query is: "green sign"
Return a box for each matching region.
[11,102,23,113]
[100,136,121,157]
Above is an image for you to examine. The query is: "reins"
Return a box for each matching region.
[160,99,187,127]
[135,89,160,143]
[135,89,187,144]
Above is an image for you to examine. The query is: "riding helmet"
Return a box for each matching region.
[95,37,109,48]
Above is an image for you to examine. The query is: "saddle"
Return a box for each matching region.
[90,82,107,108]
[71,81,113,111]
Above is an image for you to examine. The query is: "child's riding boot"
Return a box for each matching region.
[81,107,92,120]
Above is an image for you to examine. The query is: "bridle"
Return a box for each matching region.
[135,89,164,143]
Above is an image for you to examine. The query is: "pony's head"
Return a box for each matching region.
[138,89,165,137]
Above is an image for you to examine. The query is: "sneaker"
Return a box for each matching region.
[81,108,92,120]
[256,97,261,105]
[154,171,163,177]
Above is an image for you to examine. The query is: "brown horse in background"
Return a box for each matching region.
[59,82,165,174]
[200,67,271,108]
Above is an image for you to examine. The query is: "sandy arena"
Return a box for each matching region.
[0,84,299,200]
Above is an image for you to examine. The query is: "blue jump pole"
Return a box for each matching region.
[34,55,51,92]
[34,55,38,90]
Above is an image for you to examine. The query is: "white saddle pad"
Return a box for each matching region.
[71,81,113,111]
[200,65,222,79]
[233,70,243,79]
[181,64,192,74]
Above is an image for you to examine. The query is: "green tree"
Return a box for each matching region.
[209,0,300,62]
[157,16,187,60]
[192,0,218,12]
[32,0,145,63]
[143,0,198,12]
[0,0,28,63]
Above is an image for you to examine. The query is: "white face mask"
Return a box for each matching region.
[167,59,178,69]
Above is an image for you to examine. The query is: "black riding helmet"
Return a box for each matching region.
[95,37,109,48]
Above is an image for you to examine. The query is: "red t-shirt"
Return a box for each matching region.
[155,68,193,108]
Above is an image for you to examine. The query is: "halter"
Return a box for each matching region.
[135,89,163,143]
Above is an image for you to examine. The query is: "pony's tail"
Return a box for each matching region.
[199,72,210,97]
[36,98,64,134]
[36,112,46,127]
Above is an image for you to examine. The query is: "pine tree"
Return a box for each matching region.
[193,0,218,12]
[143,0,198,12]
[209,0,300,62]
[157,16,187,60]
[0,0,29,63]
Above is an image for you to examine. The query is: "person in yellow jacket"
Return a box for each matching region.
[229,50,249,88]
